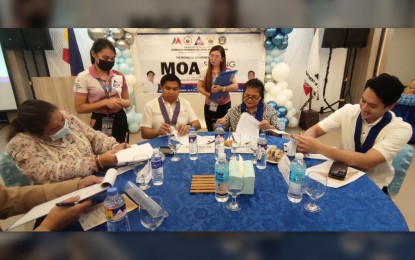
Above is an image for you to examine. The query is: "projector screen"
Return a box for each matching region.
[0,45,18,111]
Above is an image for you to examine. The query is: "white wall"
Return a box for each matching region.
[384,28,415,85]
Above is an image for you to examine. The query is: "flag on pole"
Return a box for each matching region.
[303,29,320,98]
[62,28,84,76]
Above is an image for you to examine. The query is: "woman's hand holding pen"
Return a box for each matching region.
[210,85,222,93]
[98,150,118,168]
[40,196,92,231]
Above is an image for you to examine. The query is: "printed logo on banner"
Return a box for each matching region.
[218,36,226,45]
[171,37,182,45]
[206,36,215,45]
[195,36,204,46]
[183,36,192,45]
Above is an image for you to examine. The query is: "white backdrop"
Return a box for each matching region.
[45,28,347,123]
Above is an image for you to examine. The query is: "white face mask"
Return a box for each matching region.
[49,119,69,141]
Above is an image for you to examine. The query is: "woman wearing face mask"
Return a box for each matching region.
[6,100,129,184]
[74,38,130,143]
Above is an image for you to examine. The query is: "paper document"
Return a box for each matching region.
[235,112,260,141]
[116,143,153,166]
[8,168,118,230]
[177,135,215,153]
[306,161,366,188]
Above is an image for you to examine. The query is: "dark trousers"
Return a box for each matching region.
[91,109,129,143]
[204,102,231,131]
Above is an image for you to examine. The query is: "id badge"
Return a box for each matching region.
[102,116,114,136]
[209,101,218,112]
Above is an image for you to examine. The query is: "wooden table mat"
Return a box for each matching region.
[190,175,215,193]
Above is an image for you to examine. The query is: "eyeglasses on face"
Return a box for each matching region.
[243,94,261,101]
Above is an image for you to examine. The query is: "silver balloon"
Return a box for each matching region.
[106,36,116,45]
[115,39,128,50]
[124,32,134,45]
[110,28,125,39]
[264,74,275,83]
[87,28,109,41]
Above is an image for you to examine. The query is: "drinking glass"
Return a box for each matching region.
[139,196,165,231]
[226,170,244,211]
[249,134,259,164]
[303,171,327,213]
[230,132,240,160]
[168,134,181,162]
[133,155,151,190]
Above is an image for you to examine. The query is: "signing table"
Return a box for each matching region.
[87,133,407,232]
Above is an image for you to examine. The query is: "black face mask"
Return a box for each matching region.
[97,59,115,71]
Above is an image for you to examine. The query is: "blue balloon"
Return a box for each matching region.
[279,116,289,127]
[267,101,278,110]
[264,38,275,50]
[277,39,288,50]
[277,106,288,118]
[279,28,293,35]
[271,33,284,46]
[264,28,277,38]
[284,34,289,41]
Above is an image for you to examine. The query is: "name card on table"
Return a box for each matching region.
[229,155,255,194]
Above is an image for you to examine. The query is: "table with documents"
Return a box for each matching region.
[73,133,408,232]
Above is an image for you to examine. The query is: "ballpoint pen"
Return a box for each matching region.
[124,132,129,148]
[55,200,82,207]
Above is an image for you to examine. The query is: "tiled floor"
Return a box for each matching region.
[1,122,414,231]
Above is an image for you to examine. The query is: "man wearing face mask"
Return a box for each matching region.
[6,100,130,185]
[74,38,130,143]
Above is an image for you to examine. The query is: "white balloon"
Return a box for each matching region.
[266,55,273,64]
[270,62,277,68]
[119,63,129,71]
[263,94,273,104]
[126,112,134,124]
[124,58,133,66]
[282,89,293,100]
[275,95,287,107]
[121,49,132,58]
[124,28,139,33]
[125,74,137,87]
[270,48,282,58]
[117,57,125,64]
[287,107,297,118]
[276,81,288,90]
[134,113,143,123]
[288,117,299,128]
[265,65,272,74]
[285,100,293,110]
[264,82,276,92]
[272,63,290,82]
[128,123,140,133]
[270,85,282,97]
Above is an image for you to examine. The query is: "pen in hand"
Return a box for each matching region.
[124,132,129,148]
[55,201,81,207]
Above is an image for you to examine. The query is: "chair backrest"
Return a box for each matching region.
[0,152,30,187]
[389,144,414,195]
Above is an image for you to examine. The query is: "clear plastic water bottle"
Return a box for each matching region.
[215,152,229,202]
[104,187,131,232]
[287,153,307,203]
[214,124,225,160]
[188,127,198,160]
[257,133,268,151]
[151,148,164,186]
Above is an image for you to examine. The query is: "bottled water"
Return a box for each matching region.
[214,124,225,160]
[257,133,268,151]
[104,187,131,232]
[287,153,307,203]
[256,146,267,170]
[188,127,198,160]
[215,152,229,202]
[151,148,164,186]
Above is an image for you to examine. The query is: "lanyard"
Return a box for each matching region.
[158,96,180,125]
[354,111,392,153]
[98,78,112,98]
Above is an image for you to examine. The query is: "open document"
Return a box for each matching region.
[116,143,153,166]
[7,168,118,231]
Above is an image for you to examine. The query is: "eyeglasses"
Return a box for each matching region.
[243,95,261,101]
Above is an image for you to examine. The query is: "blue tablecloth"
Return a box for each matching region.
[87,133,407,232]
